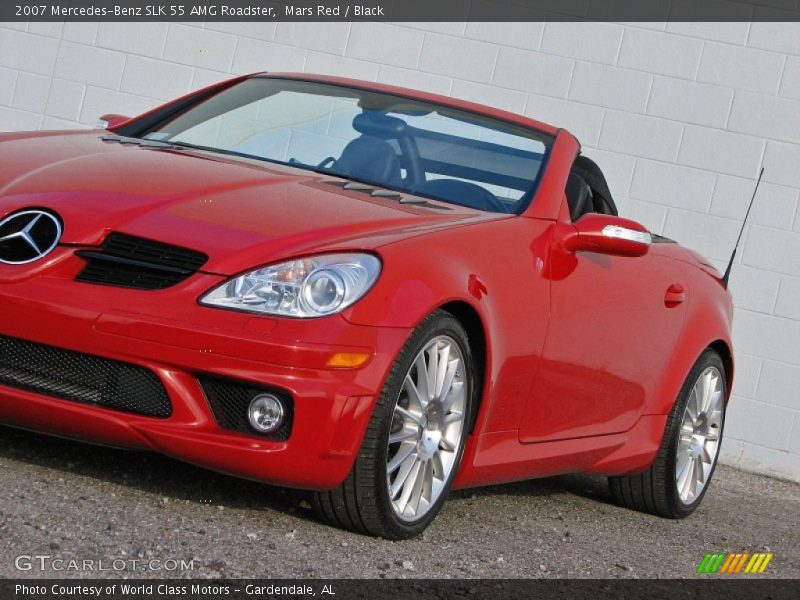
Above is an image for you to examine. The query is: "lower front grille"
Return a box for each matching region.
[199,376,293,440]
[0,335,172,418]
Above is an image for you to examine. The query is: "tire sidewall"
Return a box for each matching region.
[664,350,727,516]
[369,312,475,538]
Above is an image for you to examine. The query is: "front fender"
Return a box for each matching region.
[342,217,555,435]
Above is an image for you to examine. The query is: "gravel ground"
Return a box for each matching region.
[0,424,797,580]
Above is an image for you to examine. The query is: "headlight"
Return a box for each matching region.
[200,253,381,318]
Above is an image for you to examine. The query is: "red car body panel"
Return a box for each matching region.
[0,73,734,492]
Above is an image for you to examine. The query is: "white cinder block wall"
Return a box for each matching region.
[1,17,799,481]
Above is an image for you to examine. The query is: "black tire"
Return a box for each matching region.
[312,310,475,539]
[609,349,727,518]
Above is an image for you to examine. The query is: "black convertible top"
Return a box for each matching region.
[571,155,618,217]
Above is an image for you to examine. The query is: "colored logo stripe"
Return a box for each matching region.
[697,553,726,573]
[698,552,773,574]
[720,553,749,573]
[745,553,773,574]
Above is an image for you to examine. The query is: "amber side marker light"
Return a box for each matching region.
[327,352,371,368]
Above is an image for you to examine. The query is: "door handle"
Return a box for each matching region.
[665,284,686,306]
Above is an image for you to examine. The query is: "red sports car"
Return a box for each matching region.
[0,73,733,539]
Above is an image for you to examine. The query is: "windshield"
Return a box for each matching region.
[144,78,553,214]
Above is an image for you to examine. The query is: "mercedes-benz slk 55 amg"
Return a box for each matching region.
[0,74,733,539]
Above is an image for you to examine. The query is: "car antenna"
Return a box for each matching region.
[722,166,765,289]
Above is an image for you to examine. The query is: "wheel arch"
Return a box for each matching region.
[439,300,488,434]
[708,338,734,402]
[651,274,734,416]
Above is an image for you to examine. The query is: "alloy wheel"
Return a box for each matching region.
[386,335,467,522]
[675,366,725,505]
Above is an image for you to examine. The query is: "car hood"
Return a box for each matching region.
[0,131,500,275]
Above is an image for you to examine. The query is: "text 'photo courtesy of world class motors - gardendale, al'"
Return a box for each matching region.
[0,1,798,599]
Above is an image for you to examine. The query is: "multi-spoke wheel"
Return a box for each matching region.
[312,310,475,539]
[386,336,467,522]
[675,366,724,505]
[609,349,727,518]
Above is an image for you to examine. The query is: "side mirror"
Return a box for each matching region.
[96,114,131,130]
[562,214,651,257]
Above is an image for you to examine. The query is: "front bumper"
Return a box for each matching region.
[0,262,411,490]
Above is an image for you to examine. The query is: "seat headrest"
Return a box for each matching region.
[352,112,408,138]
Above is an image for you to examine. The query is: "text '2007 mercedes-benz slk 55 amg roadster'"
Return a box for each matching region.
[0,73,734,539]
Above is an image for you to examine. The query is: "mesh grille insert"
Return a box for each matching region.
[75,233,208,290]
[0,335,172,418]
[199,376,293,440]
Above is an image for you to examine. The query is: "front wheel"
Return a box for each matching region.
[609,349,727,518]
[312,310,475,539]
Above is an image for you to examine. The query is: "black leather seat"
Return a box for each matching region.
[334,136,403,187]
[565,173,593,222]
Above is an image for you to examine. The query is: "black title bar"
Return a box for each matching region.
[3,0,800,22]
[3,579,800,600]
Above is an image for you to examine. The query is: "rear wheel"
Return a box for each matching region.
[609,349,726,518]
[312,310,475,539]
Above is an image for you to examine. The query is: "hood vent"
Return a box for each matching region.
[75,233,208,290]
[324,181,452,210]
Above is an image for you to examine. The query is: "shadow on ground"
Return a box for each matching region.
[0,424,614,516]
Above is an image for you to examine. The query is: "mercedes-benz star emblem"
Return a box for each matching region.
[0,210,63,265]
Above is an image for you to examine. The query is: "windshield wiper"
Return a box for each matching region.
[101,134,207,152]
[101,134,177,148]
[101,134,141,144]
[100,135,447,208]
[167,140,218,152]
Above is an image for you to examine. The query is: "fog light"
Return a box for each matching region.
[248,394,284,433]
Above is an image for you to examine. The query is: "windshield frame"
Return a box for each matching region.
[128,76,556,215]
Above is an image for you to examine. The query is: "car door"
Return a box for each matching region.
[519,174,688,443]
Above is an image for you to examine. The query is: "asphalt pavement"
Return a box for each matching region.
[0,424,797,579]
